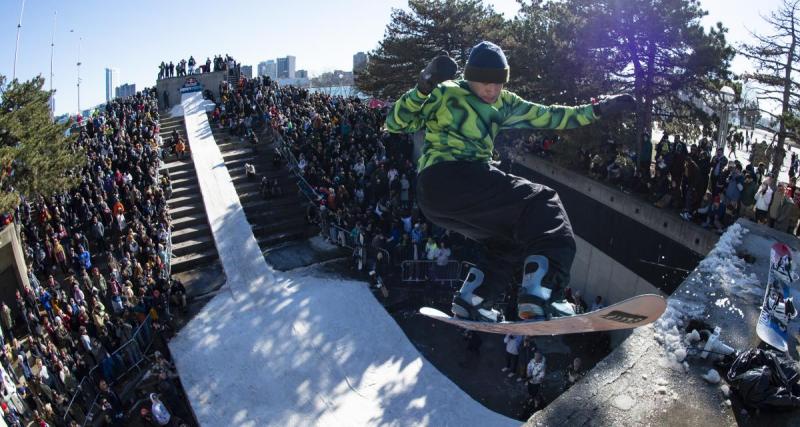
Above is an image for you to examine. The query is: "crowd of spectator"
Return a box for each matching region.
[511,130,800,236]
[158,54,238,80]
[207,75,480,294]
[0,89,190,426]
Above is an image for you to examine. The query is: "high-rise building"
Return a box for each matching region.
[277,56,296,79]
[353,52,368,73]
[296,69,308,79]
[258,60,278,79]
[104,68,119,102]
[115,83,136,99]
[240,65,253,79]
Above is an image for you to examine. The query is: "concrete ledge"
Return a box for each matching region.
[156,71,227,110]
[524,220,800,427]
[519,155,719,256]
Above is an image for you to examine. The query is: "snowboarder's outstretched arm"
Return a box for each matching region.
[500,92,635,131]
[500,91,598,131]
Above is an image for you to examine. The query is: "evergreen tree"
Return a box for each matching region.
[355,0,508,99]
[0,76,85,214]
[495,0,733,164]
[573,0,734,165]
[508,1,617,105]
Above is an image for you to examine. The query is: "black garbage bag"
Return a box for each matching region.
[726,348,800,409]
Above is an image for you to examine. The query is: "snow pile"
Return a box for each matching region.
[309,235,340,252]
[697,223,760,297]
[654,224,754,372]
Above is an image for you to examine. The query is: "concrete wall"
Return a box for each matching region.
[570,235,664,306]
[155,71,227,110]
[519,155,719,256]
[0,223,30,290]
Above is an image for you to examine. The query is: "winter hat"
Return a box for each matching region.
[464,41,509,84]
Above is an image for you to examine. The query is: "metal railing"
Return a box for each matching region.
[63,314,156,425]
[400,260,465,286]
[273,131,321,203]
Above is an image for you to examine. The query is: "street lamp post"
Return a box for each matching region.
[716,85,736,151]
[49,11,57,115]
[12,0,26,81]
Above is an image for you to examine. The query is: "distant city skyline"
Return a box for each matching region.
[0,0,785,115]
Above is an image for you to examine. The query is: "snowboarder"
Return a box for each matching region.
[385,41,635,321]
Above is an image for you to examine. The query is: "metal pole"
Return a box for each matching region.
[77,36,82,113]
[49,11,57,114]
[719,106,730,151]
[12,0,27,81]
[717,104,728,151]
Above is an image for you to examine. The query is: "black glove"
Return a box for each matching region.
[417,53,458,95]
[593,94,636,117]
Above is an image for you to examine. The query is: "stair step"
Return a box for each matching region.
[164,160,194,172]
[171,225,211,243]
[171,214,208,229]
[171,249,219,274]
[171,184,200,198]
[244,204,307,222]
[168,202,205,217]
[167,168,196,181]
[221,149,259,162]
[160,123,185,131]
[252,217,309,237]
[237,186,308,206]
[235,180,297,196]
[172,235,216,257]
[229,170,289,186]
[242,197,303,212]
[256,229,307,249]
[171,176,198,187]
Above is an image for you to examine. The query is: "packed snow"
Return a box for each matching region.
[653,224,755,374]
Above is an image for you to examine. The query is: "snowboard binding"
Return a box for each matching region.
[518,255,575,321]
[451,267,502,322]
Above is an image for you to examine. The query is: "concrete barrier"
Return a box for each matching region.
[518,155,719,256]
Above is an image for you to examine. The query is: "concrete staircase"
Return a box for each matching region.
[161,115,220,274]
[208,119,314,253]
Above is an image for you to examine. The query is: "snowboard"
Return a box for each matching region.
[756,243,797,352]
[420,294,666,336]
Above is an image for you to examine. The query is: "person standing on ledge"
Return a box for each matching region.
[384,41,635,322]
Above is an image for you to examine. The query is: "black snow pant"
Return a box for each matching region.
[417,160,576,299]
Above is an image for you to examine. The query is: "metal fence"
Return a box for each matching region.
[273,132,322,205]
[400,260,466,286]
[63,314,156,425]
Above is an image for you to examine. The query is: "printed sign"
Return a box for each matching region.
[180,77,203,93]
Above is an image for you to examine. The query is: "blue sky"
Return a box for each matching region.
[0,0,786,115]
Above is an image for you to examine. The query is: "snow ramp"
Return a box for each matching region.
[169,92,518,427]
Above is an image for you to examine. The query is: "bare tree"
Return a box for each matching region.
[740,0,800,175]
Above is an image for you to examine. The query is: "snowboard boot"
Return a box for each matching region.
[517,255,575,321]
[451,267,503,322]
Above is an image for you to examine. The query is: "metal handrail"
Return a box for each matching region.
[62,305,157,424]
[400,260,465,286]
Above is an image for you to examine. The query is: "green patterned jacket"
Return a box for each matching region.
[384,80,598,172]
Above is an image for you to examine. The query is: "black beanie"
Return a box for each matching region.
[463,41,509,84]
